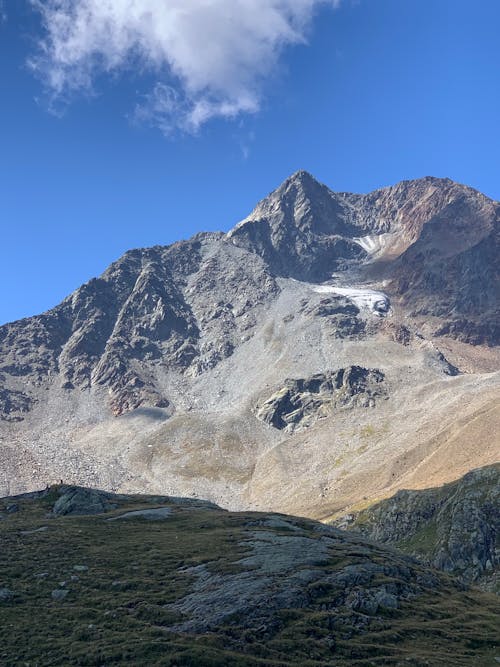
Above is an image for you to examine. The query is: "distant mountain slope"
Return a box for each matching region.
[335,464,499,592]
[0,485,499,666]
[0,172,498,519]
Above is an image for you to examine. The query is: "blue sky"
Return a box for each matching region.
[0,0,499,325]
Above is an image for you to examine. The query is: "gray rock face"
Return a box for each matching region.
[0,233,278,419]
[256,367,386,432]
[168,525,440,634]
[228,170,368,282]
[52,487,117,516]
[300,295,366,338]
[336,464,499,591]
[0,388,33,422]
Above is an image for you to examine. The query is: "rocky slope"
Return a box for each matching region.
[334,464,499,592]
[0,172,498,519]
[0,485,499,666]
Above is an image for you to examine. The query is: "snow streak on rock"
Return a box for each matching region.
[311,285,391,316]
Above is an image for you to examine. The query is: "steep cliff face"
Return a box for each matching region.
[0,233,279,418]
[387,182,499,345]
[227,170,368,281]
[336,464,499,592]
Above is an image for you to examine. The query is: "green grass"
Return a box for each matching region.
[0,488,498,666]
[396,520,439,556]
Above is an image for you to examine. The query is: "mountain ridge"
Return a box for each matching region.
[0,172,498,520]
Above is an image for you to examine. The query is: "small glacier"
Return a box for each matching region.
[312,284,391,316]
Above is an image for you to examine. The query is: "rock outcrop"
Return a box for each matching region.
[256,367,386,432]
[335,464,499,592]
[52,486,118,516]
[299,295,366,338]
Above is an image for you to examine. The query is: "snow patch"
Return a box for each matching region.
[312,285,391,317]
[353,233,394,258]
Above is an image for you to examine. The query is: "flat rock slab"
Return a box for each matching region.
[20,526,48,535]
[108,507,172,521]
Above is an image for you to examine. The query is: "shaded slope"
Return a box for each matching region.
[0,485,498,666]
[335,464,499,592]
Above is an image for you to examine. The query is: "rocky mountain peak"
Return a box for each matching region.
[226,171,498,343]
[0,172,498,511]
[280,167,320,188]
[227,172,366,281]
[229,169,344,236]
[272,168,333,206]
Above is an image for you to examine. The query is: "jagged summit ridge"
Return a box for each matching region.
[228,171,499,340]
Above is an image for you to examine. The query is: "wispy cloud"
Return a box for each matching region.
[29,0,339,134]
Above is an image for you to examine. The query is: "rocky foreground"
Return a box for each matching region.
[0,485,499,666]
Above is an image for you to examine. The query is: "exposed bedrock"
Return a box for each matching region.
[256,366,386,432]
[336,464,499,591]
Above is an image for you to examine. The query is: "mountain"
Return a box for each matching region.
[1,484,499,666]
[0,172,499,520]
[229,172,499,343]
[335,464,499,592]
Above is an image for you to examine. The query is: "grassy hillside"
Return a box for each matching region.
[0,485,498,666]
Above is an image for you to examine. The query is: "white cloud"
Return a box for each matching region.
[30,0,339,133]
